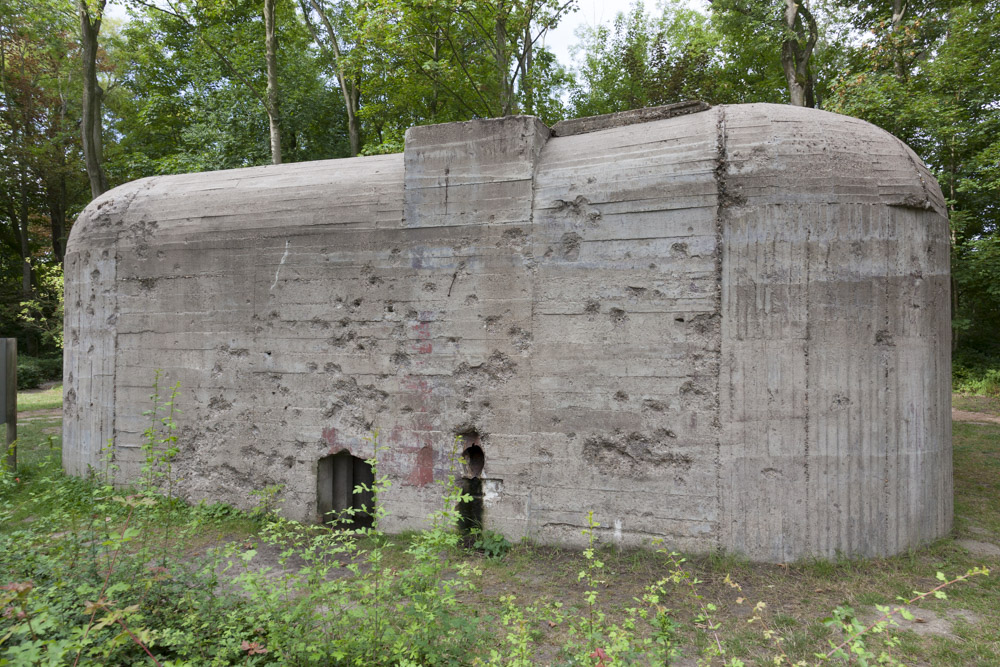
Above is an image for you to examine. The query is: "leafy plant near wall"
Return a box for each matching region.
[0,376,994,665]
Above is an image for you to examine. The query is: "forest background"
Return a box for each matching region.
[2,0,998,394]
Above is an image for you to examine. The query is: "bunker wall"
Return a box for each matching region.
[64,104,952,561]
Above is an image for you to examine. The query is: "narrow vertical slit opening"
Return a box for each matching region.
[457,432,485,533]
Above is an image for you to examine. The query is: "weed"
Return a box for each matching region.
[470,527,512,559]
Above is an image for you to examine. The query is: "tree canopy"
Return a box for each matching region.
[1,0,998,376]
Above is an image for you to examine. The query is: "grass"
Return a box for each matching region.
[10,387,62,470]
[2,388,998,665]
[17,382,63,412]
[953,392,1000,417]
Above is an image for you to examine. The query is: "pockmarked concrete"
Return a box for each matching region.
[63,103,952,562]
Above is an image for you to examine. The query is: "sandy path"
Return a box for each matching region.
[952,408,1000,425]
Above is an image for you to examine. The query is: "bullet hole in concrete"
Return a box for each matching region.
[584,300,600,315]
[675,317,685,323]
[316,451,374,529]
[875,329,895,346]
[386,303,394,313]
[609,308,628,324]
[614,391,628,402]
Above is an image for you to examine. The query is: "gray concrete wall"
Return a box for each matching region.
[63,103,952,561]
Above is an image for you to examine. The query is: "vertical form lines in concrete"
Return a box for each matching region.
[712,106,727,553]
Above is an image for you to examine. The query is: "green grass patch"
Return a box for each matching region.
[17,383,63,412]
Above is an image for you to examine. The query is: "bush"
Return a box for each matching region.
[16,355,62,390]
[953,347,1000,396]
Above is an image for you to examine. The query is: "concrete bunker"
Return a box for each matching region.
[63,102,952,562]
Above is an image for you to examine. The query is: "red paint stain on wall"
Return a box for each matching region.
[322,427,342,454]
[406,445,434,486]
[411,320,433,354]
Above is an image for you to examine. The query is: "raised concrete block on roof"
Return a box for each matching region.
[63,103,952,562]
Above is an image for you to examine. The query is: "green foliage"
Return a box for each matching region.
[826,0,1000,358]
[470,527,512,559]
[953,347,1000,396]
[570,1,728,116]
[16,354,61,390]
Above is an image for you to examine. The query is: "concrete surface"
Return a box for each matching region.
[63,103,952,561]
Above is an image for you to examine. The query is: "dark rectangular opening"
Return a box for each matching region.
[317,451,375,529]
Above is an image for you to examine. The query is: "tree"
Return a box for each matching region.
[828,0,1000,351]
[111,0,346,177]
[365,0,575,121]
[264,0,282,164]
[130,0,290,165]
[709,0,818,106]
[1,0,85,354]
[298,0,361,155]
[79,0,109,196]
[570,1,724,116]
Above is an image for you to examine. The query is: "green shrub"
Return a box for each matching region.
[953,347,1000,396]
[16,355,62,390]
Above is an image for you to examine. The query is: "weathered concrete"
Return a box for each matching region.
[63,103,952,561]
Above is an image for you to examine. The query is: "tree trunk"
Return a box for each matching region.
[46,176,67,265]
[79,0,108,199]
[780,0,817,108]
[17,169,32,299]
[521,24,533,115]
[264,0,282,164]
[496,10,512,116]
[303,0,360,156]
[891,0,906,80]
[348,81,360,156]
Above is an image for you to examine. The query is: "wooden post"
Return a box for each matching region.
[1,339,15,472]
